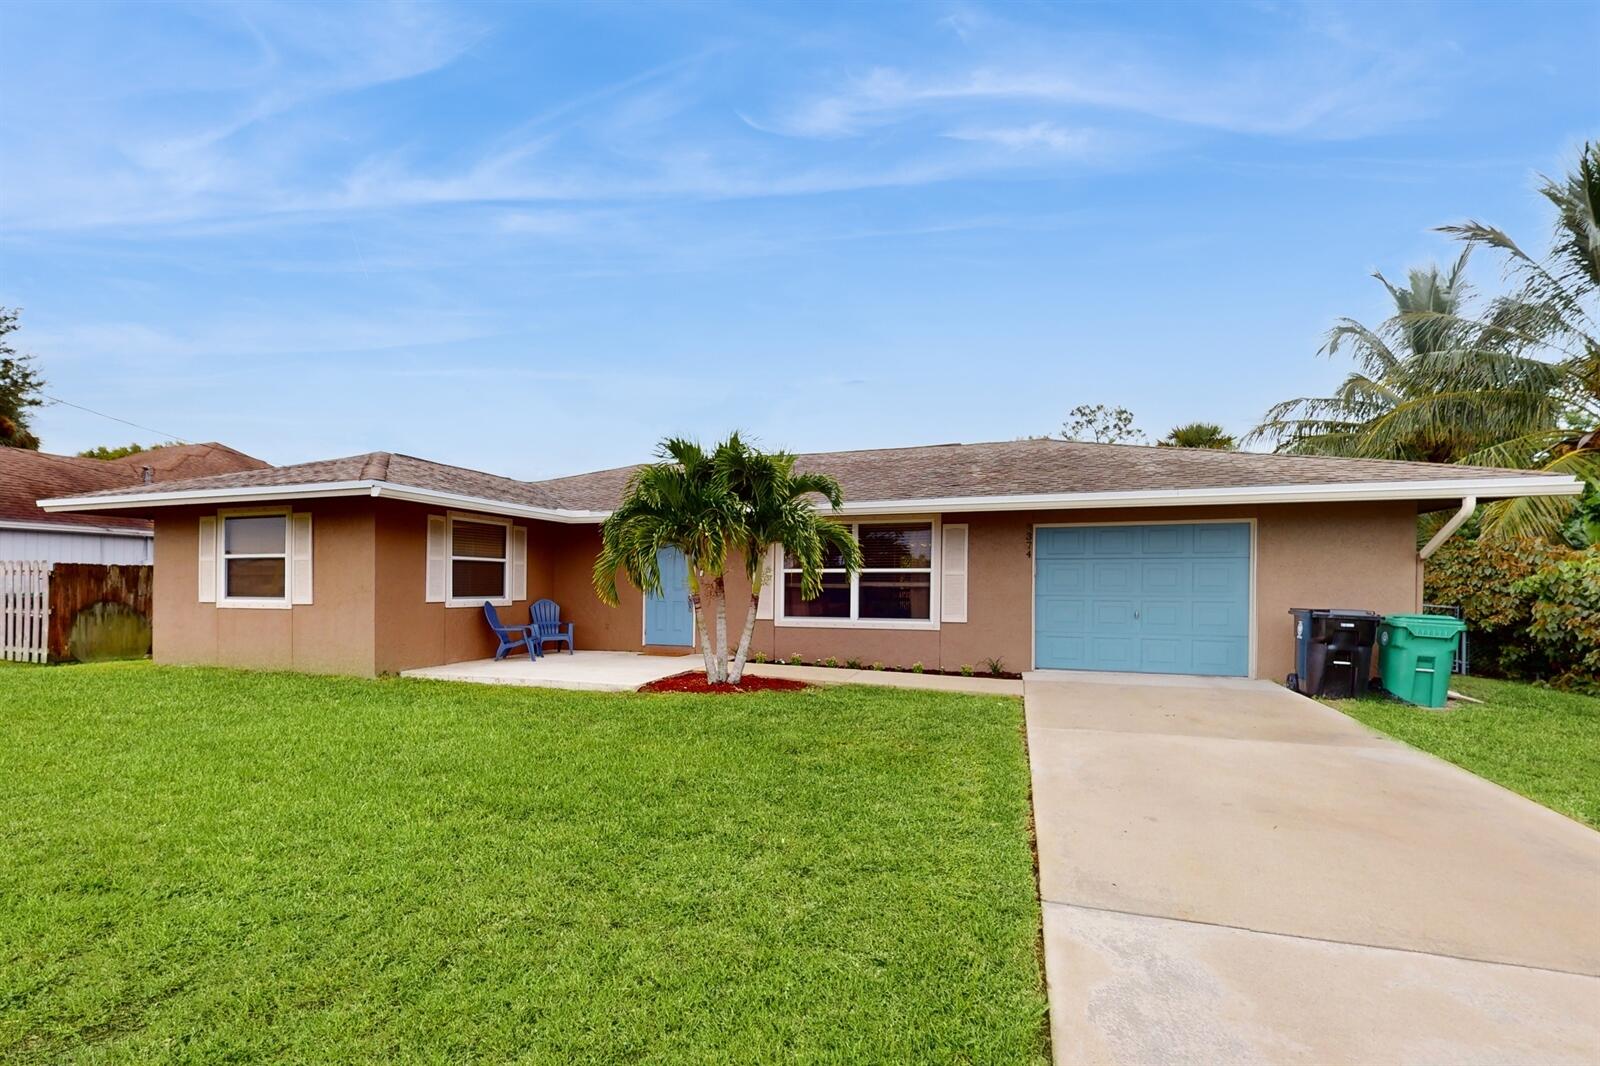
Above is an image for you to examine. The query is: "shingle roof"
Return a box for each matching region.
[43,437,1567,518]
[3,443,267,530]
[54,451,568,511]
[532,438,1561,511]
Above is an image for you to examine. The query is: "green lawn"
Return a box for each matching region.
[0,663,1048,1063]
[1329,675,1600,828]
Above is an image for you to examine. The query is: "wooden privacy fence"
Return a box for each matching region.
[1,560,50,663]
[1,562,154,664]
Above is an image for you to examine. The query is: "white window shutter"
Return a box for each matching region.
[197,516,217,603]
[941,524,968,623]
[510,526,528,601]
[425,515,448,603]
[290,513,313,604]
[755,546,776,620]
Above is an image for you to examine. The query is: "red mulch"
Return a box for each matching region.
[638,670,812,695]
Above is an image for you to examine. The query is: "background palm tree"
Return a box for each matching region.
[715,434,860,684]
[1251,142,1600,540]
[1158,422,1237,450]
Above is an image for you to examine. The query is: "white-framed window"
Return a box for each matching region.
[448,514,510,605]
[219,509,289,607]
[777,520,939,630]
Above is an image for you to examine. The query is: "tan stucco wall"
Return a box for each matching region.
[152,499,377,675]
[371,500,556,674]
[148,496,1424,681]
[736,502,1422,680]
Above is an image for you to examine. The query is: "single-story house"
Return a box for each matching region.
[2,443,267,566]
[40,439,1581,681]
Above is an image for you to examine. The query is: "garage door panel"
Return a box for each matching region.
[1141,526,1188,555]
[1038,559,1088,595]
[1141,560,1188,595]
[1140,599,1186,632]
[1039,598,1089,632]
[1036,522,1250,677]
[1092,528,1140,555]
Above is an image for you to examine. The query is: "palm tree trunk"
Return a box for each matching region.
[711,575,730,683]
[689,590,716,682]
[728,592,760,684]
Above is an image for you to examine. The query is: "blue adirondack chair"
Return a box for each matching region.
[531,598,575,655]
[483,602,537,661]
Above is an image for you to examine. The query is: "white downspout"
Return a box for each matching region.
[1418,496,1476,560]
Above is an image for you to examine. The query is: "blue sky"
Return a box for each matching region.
[2,0,1595,479]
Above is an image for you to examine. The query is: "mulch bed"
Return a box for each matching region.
[638,670,812,695]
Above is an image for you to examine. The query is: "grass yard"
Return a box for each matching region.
[1329,675,1600,828]
[0,663,1048,1063]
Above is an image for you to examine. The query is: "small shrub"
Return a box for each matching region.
[870,661,885,671]
[983,656,1006,677]
[910,661,924,674]
[823,657,839,669]
[1516,553,1600,690]
[787,653,803,666]
[751,651,769,664]
[959,664,974,677]
[845,657,863,670]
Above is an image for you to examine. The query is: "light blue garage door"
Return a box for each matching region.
[1034,523,1251,677]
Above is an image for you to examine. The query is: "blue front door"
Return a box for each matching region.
[1034,523,1250,676]
[644,547,695,646]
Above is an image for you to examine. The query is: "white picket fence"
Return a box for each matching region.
[1,561,50,663]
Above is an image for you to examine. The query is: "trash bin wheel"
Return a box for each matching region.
[1285,673,1299,692]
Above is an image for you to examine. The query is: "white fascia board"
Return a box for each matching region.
[836,475,1584,515]
[0,518,154,538]
[39,481,378,512]
[38,479,610,525]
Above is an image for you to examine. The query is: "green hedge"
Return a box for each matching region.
[1424,537,1597,687]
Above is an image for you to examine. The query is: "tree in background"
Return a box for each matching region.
[1251,142,1600,541]
[1158,422,1237,450]
[0,307,46,450]
[78,442,173,461]
[1060,404,1145,444]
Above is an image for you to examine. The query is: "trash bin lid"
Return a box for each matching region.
[1381,613,1467,638]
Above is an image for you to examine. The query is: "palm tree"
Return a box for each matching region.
[1158,422,1237,450]
[715,433,860,684]
[592,433,861,685]
[1250,145,1600,539]
[592,437,738,682]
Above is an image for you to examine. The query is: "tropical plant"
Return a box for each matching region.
[1158,422,1237,450]
[1251,143,1600,540]
[78,442,171,461]
[1,307,45,450]
[1517,553,1600,690]
[1060,404,1145,444]
[592,437,739,682]
[592,433,860,686]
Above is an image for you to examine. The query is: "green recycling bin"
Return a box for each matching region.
[1377,614,1467,708]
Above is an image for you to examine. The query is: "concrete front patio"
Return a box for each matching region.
[401,651,697,692]
[1026,670,1600,1065]
[400,652,1023,696]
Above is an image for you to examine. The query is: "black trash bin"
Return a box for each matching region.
[1287,608,1381,698]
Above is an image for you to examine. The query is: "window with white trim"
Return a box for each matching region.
[780,521,934,624]
[221,513,288,603]
[450,516,509,602]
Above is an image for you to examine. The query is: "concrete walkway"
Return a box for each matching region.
[1025,670,1600,1065]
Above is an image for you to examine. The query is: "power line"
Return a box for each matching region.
[41,393,191,445]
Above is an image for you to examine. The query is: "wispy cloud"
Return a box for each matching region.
[943,121,1092,153]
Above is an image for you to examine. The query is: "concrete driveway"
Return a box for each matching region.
[1026,671,1600,1065]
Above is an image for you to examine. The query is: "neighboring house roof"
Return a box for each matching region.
[4,443,268,533]
[38,438,1583,523]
